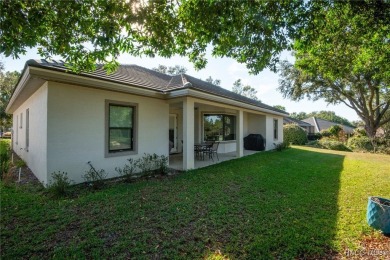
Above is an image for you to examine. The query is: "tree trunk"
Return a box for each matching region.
[364,123,377,152]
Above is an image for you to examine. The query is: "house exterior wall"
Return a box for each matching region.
[247,114,267,137]
[12,82,48,183]
[46,82,169,184]
[265,115,284,150]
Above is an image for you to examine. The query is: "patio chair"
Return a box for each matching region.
[203,142,219,161]
[194,144,203,159]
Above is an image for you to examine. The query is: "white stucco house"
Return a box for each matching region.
[6,59,287,185]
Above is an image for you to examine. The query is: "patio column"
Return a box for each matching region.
[183,97,195,170]
[236,109,244,157]
[265,115,274,151]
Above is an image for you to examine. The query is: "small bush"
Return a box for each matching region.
[283,124,308,145]
[320,129,332,138]
[377,146,390,155]
[347,136,373,152]
[318,138,351,151]
[328,125,343,138]
[307,140,320,147]
[48,171,73,198]
[116,154,169,180]
[353,128,367,137]
[83,161,107,189]
[274,142,290,152]
[115,158,138,182]
[0,140,11,179]
[347,136,390,154]
[157,155,169,175]
[307,133,322,141]
[136,153,169,176]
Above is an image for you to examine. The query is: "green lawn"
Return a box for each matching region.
[1,146,389,259]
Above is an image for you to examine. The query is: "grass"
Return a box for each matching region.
[1,146,389,259]
[1,139,11,178]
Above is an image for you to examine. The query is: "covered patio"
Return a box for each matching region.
[167,93,283,171]
[169,150,260,170]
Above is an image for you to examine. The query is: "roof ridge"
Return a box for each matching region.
[313,117,320,132]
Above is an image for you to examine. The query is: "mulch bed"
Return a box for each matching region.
[3,152,41,186]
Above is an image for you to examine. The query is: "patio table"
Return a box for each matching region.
[194,143,213,160]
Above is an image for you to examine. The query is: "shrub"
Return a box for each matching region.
[115,158,138,182]
[47,171,73,198]
[283,124,308,145]
[347,136,373,152]
[83,161,107,189]
[136,153,169,176]
[353,128,367,137]
[320,129,332,138]
[318,138,351,151]
[328,125,343,137]
[307,140,320,147]
[0,140,11,179]
[347,136,390,154]
[274,142,290,152]
[157,155,169,175]
[116,154,169,180]
[307,133,322,141]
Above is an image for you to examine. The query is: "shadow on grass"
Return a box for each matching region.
[1,148,344,259]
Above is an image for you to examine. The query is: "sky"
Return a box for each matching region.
[1,48,360,121]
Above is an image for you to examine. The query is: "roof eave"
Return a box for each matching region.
[167,88,288,117]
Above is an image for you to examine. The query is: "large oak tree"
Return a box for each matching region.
[0,0,307,73]
[278,1,390,139]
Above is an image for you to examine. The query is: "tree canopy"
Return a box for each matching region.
[278,1,390,138]
[0,63,20,130]
[205,76,221,86]
[232,79,259,101]
[273,105,286,111]
[152,65,187,76]
[0,0,309,73]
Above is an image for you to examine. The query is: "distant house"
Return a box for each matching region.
[283,117,314,133]
[6,59,287,185]
[302,117,355,134]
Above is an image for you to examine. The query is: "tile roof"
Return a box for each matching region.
[283,117,312,127]
[26,59,288,115]
[302,117,355,134]
[179,74,286,114]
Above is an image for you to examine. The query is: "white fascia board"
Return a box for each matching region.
[5,67,32,113]
[167,89,287,117]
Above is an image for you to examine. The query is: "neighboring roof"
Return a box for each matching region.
[283,117,312,127]
[24,59,288,115]
[302,117,355,134]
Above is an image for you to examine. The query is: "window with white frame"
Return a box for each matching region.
[203,114,236,141]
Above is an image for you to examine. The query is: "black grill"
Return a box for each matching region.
[244,134,265,151]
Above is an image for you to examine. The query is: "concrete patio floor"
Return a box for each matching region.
[169,150,260,170]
